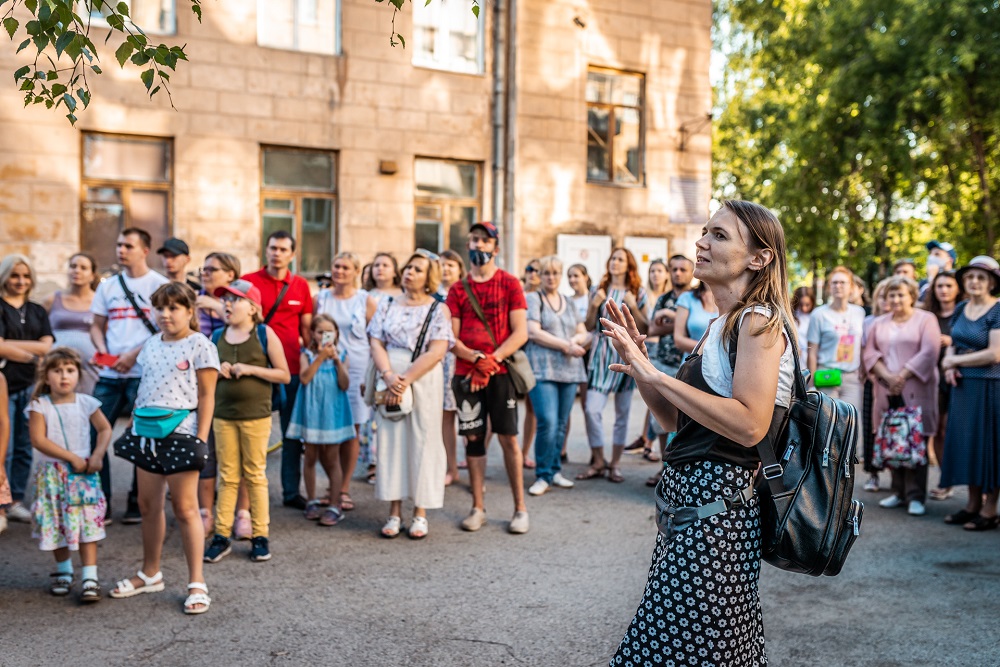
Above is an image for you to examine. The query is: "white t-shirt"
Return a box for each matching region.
[91,270,170,379]
[134,332,220,436]
[699,306,796,407]
[26,394,103,462]
[806,304,866,372]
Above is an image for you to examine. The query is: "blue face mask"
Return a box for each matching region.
[469,249,494,267]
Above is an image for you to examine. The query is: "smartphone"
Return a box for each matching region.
[92,352,120,368]
[321,331,335,347]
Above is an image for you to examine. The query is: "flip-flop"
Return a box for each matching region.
[608,467,625,483]
[339,493,355,511]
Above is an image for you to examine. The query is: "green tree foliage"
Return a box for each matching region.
[1,0,201,123]
[714,0,1000,284]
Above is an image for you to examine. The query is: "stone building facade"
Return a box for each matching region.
[0,0,712,287]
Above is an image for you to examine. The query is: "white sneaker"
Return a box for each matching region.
[879,495,904,509]
[508,510,530,534]
[460,508,487,532]
[528,479,550,496]
[7,502,31,523]
[551,473,575,489]
[863,474,879,492]
[908,500,927,516]
[0,514,7,535]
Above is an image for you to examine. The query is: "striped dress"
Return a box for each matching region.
[588,287,648,394]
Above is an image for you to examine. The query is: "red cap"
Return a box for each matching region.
[214,279,263,307]
[470,221,500,239]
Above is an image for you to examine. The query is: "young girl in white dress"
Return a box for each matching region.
[27,348,112,602]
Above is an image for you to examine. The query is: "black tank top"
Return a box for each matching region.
[664,342,786,471]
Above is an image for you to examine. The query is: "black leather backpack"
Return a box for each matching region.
[730,319,864,576]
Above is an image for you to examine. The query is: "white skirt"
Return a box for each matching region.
[374,347,447,508]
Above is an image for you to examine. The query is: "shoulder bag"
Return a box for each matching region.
[461,279,536,397]
[118,273,158,335]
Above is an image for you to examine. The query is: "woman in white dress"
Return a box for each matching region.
[314,252,376,511]
[368,251,453,539]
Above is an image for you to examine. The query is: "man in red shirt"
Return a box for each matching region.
[243,230,313,509]
[446,222,530,534]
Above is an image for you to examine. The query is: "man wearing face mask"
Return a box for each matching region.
[446,222,530,534]
[923,240,957,297]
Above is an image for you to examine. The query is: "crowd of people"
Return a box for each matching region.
[0,218,997,623]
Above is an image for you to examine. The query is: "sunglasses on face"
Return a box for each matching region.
[414,248,439,261]
[525,266,539,273]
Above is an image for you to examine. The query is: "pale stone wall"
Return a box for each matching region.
[513,0,712,269]
[0,0,710,293]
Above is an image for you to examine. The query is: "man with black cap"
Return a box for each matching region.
[445,221,530,534]
[157,237,201,291]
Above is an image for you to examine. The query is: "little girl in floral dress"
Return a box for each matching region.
[27,348,112,601]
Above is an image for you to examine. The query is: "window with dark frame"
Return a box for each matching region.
[586,67,645,186]
[414,158,481,263]
[260,147,337,276]
[81,132,172,271]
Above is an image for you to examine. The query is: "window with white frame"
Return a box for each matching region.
[81,0,177,35]
[413,0,484,74]
[257,0,339,56]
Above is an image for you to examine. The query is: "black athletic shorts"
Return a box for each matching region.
[452,373,519,438]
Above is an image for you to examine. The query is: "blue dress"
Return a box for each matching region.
[285,349,356,445]
[940,301,1000,490]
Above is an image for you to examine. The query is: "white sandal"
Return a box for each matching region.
[109,570,164,599]
[381,516,402,538]
[408,516,429,540]
[183,582,211,615]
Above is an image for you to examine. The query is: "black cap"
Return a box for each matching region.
[157,237,190,256]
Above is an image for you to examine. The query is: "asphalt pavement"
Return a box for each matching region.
[1,395,999,667]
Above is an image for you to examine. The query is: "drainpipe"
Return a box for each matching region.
[503,0,517,271]
[490,0,505,267]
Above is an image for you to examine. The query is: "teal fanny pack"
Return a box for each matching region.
[133,407,191,439]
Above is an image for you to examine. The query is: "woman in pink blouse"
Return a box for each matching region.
[863,276,941,516]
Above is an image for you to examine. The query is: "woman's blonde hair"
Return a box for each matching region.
[718,200,793,344]
[205,252,241,282]
[871,277,893,317]
[403,253,442,294]
[0,254,35,298]
[333,252,362,288]
[31,347,82,402]
[538,255,563,274]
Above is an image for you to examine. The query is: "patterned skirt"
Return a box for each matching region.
[611,460,766,667]
[31,462,106,552]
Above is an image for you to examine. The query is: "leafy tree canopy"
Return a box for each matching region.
[714,0,1000,286]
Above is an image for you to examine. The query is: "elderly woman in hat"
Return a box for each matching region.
[940,256,1000,531]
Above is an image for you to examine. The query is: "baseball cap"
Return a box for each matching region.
[214,279,263,307]
[470,221,500,239]
[157,237,190,256]
[926,240,957,264]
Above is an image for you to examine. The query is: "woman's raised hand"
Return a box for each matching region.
[601,302,657,383]
[604,300,648,358]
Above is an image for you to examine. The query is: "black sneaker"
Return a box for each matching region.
[122,499,142,525]
[203,534,232,563]
[282,495,307,510]
[249,536,271,562]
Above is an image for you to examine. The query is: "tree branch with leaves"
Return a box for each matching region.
[1,0,201,124]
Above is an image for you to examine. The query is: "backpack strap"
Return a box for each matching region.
[726,307,804,494]
[256,323,273,369]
